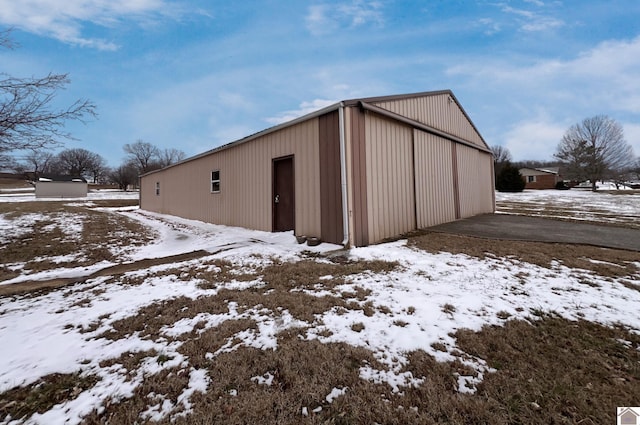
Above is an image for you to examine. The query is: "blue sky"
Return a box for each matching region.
[1,0,639,167]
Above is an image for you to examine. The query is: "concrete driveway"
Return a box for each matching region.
[429,214,640,252]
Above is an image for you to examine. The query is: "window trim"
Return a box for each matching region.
[211,170,221,193]
[527,175,536,183]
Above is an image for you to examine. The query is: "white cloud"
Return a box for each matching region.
[306,1,384,36]
[265,99,338,125]
[476,18,502,35]
[501,5,535,19]
[503,118,566,161]
[447,35,640,114]
[446,35,640,160]
[500,3,564,32]
[621,123,640,158]
[338,0,384,26]
[0,0,179,50]
[521,16,564,32]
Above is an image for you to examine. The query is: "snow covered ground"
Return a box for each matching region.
[497,187,640,227]
[0,189,139,203]
[0,189,639,424]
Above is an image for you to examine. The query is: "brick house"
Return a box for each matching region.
[519,167,561,190]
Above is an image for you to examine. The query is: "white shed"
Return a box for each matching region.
[35,175,88,198]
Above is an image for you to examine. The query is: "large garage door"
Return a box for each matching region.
[413,130,457,228]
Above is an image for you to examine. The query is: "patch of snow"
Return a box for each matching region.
[359,366,424,394]
[251,372,275,387]
[325,386,348,403]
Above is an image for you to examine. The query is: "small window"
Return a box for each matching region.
[211,170,220,193]
[527,176,536,183]
[155,182,160,195]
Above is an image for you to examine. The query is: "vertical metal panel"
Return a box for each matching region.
[374,93,486,148]
[413,130,457,228]
[456,145,495,217]
[350,107,369,247]
[319,111,343,244]
[139,118,321,237]
[451,143,461,219]
[365,113,415,244]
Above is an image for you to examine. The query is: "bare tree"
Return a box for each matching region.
[2,154,20,173]
[123,140,160,174]
[158,148,186,168]
[555,115,635,191]
[22,149,55,179]
[491,145,512,163]
[50,148,105,180]
[109,163,138,190]
[631,157,640,180]
[513,159,562,170]
[88,155,108,184]
[0,30,96,159]
[0,28,16,49]
[491,145,512,178]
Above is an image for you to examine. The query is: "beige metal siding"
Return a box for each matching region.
[373,93,486,148]
[456,145,495,217]
[365,113,415,244]
[348,107,369,247]
[140,119,321,237]
[413,130,457,228]
[318,111,343,244]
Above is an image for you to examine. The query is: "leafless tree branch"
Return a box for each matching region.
[1,30,97,156]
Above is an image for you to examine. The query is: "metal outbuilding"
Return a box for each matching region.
[35,175,88,198]
[139,90,495,247]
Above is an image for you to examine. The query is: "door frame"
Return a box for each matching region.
[272,155,295,232]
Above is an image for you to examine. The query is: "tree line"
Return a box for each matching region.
[7,141,185,189]
[493,115,639,192]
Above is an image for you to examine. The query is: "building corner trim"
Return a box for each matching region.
[338,102,349,247]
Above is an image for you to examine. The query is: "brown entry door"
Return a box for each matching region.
[273,156,295,232]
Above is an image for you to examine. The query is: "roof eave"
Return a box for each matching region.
[140,101,343,178]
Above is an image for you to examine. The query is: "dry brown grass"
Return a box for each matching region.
[100,294,231,341]
[410,231,640,280]
[3,253,639,424]
[0,202,154,281]
[100,257,400,341]
[78,251,640,424]
[453,315,640,424]
[0,372,98,422]
[0,178,31,189]
[71,316,640,424]
[87,199,139,208]
[2,195,640,423]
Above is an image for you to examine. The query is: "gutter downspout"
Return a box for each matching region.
[338,102,349,247]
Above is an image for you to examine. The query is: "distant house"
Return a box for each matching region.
[35,175,88,198]
[519,167,561,190]
[140,90,495,247]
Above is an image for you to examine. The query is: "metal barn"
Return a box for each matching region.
[35,175,88,198]
[139,90,495,247]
